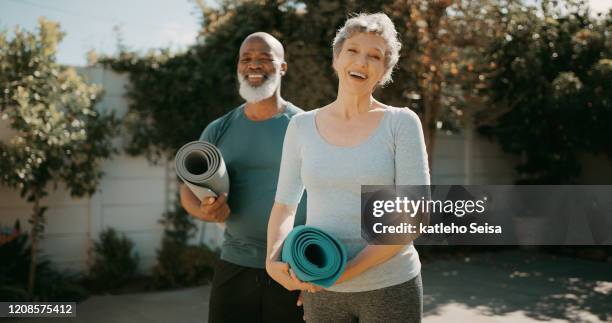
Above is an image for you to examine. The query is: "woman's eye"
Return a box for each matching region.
[369,55,381,60]
[347,48,357,53]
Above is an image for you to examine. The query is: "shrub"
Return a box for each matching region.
[0,221,88,301]
[151,239,216,289]
[151,204,216,289]
[87,228,139,291]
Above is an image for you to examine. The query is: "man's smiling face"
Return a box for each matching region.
[237,37,282,87]
[236,34,287,103]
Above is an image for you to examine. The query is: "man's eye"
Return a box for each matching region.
[347,48,357,53]
[369,55,381,60]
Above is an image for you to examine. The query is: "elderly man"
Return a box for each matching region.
[179,32,306,323]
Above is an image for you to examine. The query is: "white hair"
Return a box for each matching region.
[332,13,401,86]
[237,62,282,103]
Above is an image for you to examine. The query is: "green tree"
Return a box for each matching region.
[0,18,119,298]
[101,0,388,161]
[384,0,505,168]
[102,0,505,175]
[480,1,612,183]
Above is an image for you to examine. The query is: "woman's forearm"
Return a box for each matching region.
[266,202,298,264]
[337,245,404,284]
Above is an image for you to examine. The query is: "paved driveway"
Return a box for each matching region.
[10,250,611,323]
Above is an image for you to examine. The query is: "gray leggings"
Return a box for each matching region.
[303,274,422,323]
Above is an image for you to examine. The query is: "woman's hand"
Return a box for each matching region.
[266,203,322,293]
[266,261,322,293]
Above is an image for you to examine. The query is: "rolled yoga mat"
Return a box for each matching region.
[175,141,230,200]
[281,225,347,288]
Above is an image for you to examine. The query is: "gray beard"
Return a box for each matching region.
[237,70,280,103]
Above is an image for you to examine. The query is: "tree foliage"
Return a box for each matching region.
[0,18,118,196]
[480,1,612,183]
[101,0,611,183]
[100,0,493,166]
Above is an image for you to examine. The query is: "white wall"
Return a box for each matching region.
[432,127,518,185]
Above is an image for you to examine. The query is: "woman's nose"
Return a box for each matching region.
[355,54,368,67]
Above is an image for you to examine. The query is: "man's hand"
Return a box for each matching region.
[180,184,231,223]
[192,193,230,222]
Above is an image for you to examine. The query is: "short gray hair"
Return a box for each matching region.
[332,13,401,86]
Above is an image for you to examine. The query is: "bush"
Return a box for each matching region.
[32,267,88,302]
[0,221,88,301]
[151,205,216,289]
[87,228,139,291]
[151,239,216,289]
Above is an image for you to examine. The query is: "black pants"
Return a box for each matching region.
[208,259,304,323]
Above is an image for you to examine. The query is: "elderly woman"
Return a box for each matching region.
[266,13,430,322]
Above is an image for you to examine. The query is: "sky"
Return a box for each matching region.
[0,0,610,67]
[0,0,208,66]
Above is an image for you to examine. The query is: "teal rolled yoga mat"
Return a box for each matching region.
[281,225,347,288]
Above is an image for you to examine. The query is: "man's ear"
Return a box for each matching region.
[280,61,288,76]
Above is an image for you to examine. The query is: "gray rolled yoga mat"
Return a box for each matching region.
[175,141,230,200]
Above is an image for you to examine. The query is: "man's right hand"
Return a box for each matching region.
[180,183,231,223]
[192,193,230,222]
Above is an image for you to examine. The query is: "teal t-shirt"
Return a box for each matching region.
[199,102,307,268]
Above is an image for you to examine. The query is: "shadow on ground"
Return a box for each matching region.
[8,249,610,323]
[422,250,612,323]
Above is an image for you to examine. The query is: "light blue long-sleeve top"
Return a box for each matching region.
[275,106,430,292]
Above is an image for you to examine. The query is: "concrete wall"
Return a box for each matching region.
[579,154,612,184]
[431,127,518,185]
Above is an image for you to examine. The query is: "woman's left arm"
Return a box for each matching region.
[334,245,405,284]
[335,108,431,285]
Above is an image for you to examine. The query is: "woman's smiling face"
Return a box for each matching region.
[333,32,388,95]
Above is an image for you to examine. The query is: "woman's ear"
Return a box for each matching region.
[332,56,338,73]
